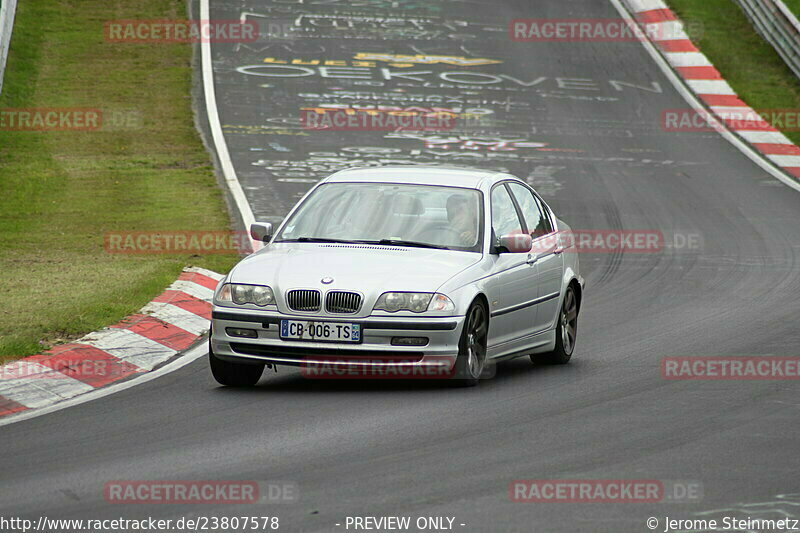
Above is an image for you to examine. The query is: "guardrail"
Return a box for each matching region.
[733,0,800,80]
[0,0,19,96]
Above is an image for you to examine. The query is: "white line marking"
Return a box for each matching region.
[168,280,214,301]
[185,266,225,281]
[81,328,177,371]
[738,131,794,144]
[626,0,666,12]
[685,79,736,95]
[664,52,713,67]
[710,106,765,120]
[646,20,688,41]
[0,0,18,96]
[767,154,800,166]
[0,360,59,379]
[140,301,211,335]
[610,0,800,192]
[200,0,261,252]
[0,343,208,427]
[0,363,94,408]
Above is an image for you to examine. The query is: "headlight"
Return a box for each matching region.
[216,283,275,307]
[374,292,455,313]
[251,286,274,306]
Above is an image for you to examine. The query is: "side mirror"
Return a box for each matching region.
[498,233,532,253]
[249,222,273,243]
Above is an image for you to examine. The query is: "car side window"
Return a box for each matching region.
[508,183,553,237]
[533,195,554,235]
[491,184,523,239]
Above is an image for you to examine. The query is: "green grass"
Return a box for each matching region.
[666,0,800,145]
[782,0,800,18]
[0,0,239,362]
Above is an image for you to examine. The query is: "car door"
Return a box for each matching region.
[507,182,564,333]
[484,183,540,353]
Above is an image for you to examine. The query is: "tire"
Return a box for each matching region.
[452,300,490,386]
[209,343,264,387]
[533,285,578,365]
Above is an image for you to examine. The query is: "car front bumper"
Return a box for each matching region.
[210,308,465,374]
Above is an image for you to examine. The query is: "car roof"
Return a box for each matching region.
[324,165,509,189]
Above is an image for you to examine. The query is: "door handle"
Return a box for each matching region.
[553,248,563,255]
[526,254,538,265]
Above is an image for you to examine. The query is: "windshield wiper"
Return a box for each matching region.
[278,237,360,244]
[367,239,449,250]
[279,237,450,249]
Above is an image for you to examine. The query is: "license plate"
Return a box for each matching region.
[280,320,361,343]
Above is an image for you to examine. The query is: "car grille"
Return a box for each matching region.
[286,289,321,312]
[325,291,362,314]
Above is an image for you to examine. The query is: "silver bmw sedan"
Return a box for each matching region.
[209,166,584,386]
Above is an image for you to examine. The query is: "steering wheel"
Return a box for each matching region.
[416,225,462,243]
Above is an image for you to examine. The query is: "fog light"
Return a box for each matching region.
[391,336,429,346]
[226,327,258,339]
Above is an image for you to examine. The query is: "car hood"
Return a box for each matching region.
[229,243,482,294]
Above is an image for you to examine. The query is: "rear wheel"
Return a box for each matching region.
[209,342,264,387]
[453,301,489,386]
[533,285,578,365]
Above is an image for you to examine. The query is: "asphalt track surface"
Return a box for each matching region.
[3,0,800,531]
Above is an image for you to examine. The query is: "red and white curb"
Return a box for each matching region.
[625,0,800,183]
[0,267,222,419]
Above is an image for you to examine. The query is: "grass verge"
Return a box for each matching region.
[666,0,800,145]
[0,0,239,362]
[783,0,800,19]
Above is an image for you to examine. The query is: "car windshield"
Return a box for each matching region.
[275,182,483,252]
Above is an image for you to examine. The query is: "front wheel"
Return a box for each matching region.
[209,344,264,386]
[532,285,578,365]
[453,301,490,386]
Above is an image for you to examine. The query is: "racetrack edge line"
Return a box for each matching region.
[199,0,262,252]
[610,0,800,193]
[0,342,208,428]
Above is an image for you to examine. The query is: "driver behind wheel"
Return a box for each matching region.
[446,194,478,246]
